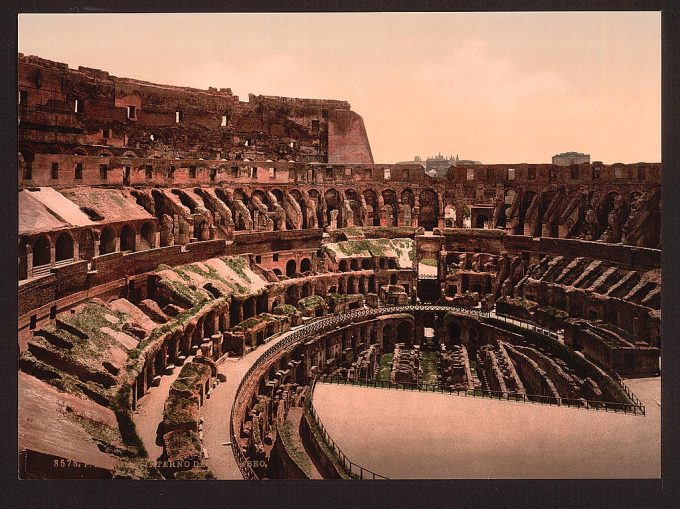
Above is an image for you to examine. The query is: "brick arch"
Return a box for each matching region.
[32,235,52,267]
[99,226,117,255]
[55,231,74,261]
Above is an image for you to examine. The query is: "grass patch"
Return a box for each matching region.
[420,351,439,387]
[280,419,313,478]
[378,354,393,382]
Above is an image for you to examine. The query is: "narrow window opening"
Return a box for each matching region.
[75,163,83,180]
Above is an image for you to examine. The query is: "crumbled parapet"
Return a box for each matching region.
[297,295,327,318]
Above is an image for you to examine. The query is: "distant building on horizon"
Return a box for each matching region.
[396,153,481,178]
[552,151,590,166]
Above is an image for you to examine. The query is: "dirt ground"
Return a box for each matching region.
[312,377,660,479]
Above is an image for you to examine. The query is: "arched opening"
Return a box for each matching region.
[229,300,240,327]
[55,232,74,262]
[496,189,517,229]
[286,259,297,277]
[363,189,380,226]
[300,258,311,273]
[33,236,51,267]
[256,293,268,315]
[20,149,35,180]
[285,286,298,305]
[382,189,397,227]
[324,188,341,227]
[369,275,377,293]
[418,189,439,230]
[339,260,348,272]
[243,297,256,320]
[448,322,461,345]
[444,204,457,227]
[350,259,359,271]
[79,229,95,260]
[120,224,136,252]
[302,282,312,298]
[289,189,306,229]
[475,214,488,228]
[273,268,282,276]
[520,191,538,235]
[347,276,356,293]
[99,227,116,255]
[382,324,394,352]
[390,274,398,285]
[397,321,412,346]
[362,259,371,270]
[139,222,155,250]
[193,217,205,240]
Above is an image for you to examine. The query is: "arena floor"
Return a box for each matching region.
[312,377,660,479]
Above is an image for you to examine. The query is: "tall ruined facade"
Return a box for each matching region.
[18,55,660,480]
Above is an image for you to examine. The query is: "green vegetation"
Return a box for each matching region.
[233,314,279,332]
[172,363,211,393]
[298,295,326,310]
[327,293,364,304]
[223,256,250,281]
[324,237,417,269]
[420,352,439,387]
[280,419,313,477]
[498,295,538,310]
[302,406,353,479]
[378,354,393,382]
[540,306,569,318]
[420,258,438,267]
[272,304,300,316]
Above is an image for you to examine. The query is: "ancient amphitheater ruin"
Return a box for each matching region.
[17,54,661,479]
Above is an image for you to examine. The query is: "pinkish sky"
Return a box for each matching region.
[18,12,660,164]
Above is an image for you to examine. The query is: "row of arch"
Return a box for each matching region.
[20,221,157,279]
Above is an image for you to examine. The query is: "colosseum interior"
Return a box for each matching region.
[17,53,661,480]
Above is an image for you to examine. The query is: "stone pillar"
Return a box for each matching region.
[211,333,222,359]
[161,343,168,369]
[114,236,121,252]
[131,382,137,410]
[49,245,56,267]
[25,243,33,279]
[72,238,80,261]
[134,233,141,251]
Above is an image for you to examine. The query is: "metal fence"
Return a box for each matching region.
[228,303,644,479]
[305,379,388,479]
[318,375,645,415]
